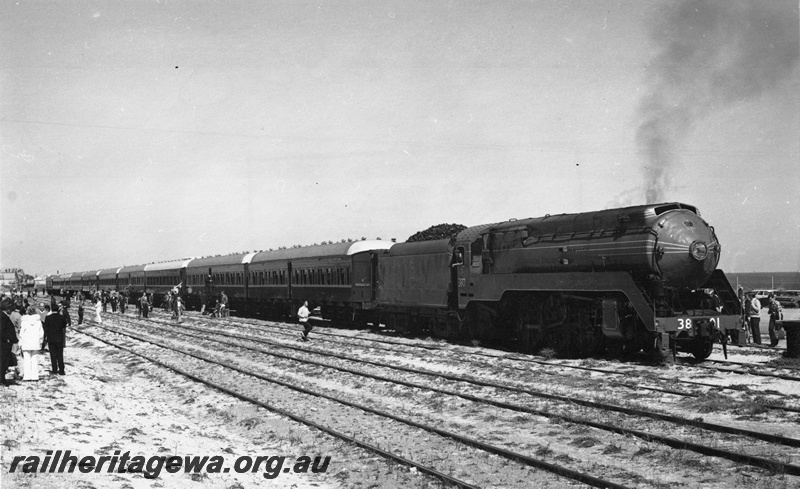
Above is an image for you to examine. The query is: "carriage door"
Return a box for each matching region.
[351,253,373,303]
[370,252,379,301]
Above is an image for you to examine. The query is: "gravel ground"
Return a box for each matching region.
[0,332,447,489]
[1,306,799,488]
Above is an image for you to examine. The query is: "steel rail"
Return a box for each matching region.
[84,319,800,477]
[143,314,800,439]
[74,323,631,489]
[676,358,800,382]
[70,326,482,489]
[177,311,800,407]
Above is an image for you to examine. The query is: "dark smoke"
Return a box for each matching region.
[637,0,799,203]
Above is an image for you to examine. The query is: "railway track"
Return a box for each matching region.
[159,311,800,413]
[72,321,637,488]
[73,314,800,483]
[141,313,800,419]
[676,358,800,382]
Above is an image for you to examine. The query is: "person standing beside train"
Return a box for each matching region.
[43,304,67,375]
[140,293,150,318]
[297,301,312,342]
[1,298,20,386]
[59,300,71,328]
[218,290,229,317]
[174,296,184,323]
[77,297,85,325]
[8,306,23,381]
[37,302,47,324]
[94,298,102,324]
[767,293,784,347]
[18,306,44,381]
[746,292,762,344]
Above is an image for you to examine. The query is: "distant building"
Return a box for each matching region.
[34,276,47,290]
[1,269,21,291]
[0,268,34,291]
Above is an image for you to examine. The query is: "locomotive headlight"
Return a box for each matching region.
[690,241,708,261]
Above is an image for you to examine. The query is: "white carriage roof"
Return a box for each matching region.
[144,258,194,271]
[346,240,395,255]
[251,239,394,263]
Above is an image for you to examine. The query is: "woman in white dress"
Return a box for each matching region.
[19,307,44,381]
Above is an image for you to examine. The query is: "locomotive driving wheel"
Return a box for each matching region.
[573,316,604,357]
[458,305,479,343]
[605,339,626,357]
[547,326,575,357]
[514,300,543,353]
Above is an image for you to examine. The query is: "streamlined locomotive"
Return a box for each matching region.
[377,202,741,360]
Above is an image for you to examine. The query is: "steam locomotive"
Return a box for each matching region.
[48,202,743,360]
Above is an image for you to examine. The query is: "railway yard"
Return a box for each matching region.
[5,1,798,487]
[2,302,800,489]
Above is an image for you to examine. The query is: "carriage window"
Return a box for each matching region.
[471,238,482,267]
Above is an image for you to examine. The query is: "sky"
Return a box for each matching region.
[1,0,798,277]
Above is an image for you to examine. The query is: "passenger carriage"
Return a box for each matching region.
[143,259,191,306]
[184,253,250,313]
[248,240,394,322]
[118,264,147,301]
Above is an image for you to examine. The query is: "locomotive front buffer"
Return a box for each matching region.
[654,314,742,361]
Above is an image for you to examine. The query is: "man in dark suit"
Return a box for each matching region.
[1,297,20,386]
[59,300,72,327]
[43,305,67,375]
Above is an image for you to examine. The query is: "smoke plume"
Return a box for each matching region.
[637,0,799,203]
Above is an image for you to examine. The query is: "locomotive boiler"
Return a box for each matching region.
[377,202,742,360]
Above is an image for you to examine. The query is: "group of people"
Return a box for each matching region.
[70,286,231,324]
[96,289,128,314]
[164,284,185,322]
[745,291,784,347]
[73,290,152,323]
[1,295,68,386]
[200,289,229,318]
